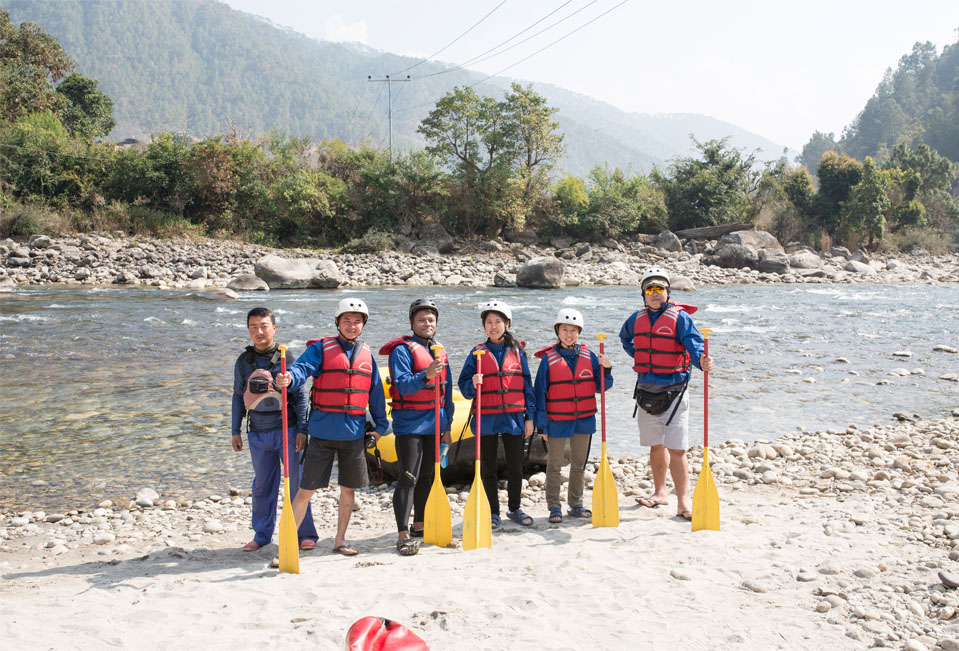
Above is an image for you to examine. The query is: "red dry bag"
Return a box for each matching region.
[345,617,429,651]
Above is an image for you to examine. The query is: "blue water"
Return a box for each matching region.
[1,283,957,510]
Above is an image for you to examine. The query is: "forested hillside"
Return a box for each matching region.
[800,38,959,170]
[4,0,793,174]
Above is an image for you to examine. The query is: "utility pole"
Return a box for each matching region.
[367,74,410,162]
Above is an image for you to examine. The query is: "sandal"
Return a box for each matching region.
[507,510,534,527]
[409,525,424,539]
[491,514,501,530]
[396,539,419,556]
[567,505,592,518]
[548,507,563,524]
[332,544,358,556]
[636,496,668,509]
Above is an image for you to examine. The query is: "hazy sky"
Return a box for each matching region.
[223,0,957,149]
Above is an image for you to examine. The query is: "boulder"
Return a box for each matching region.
[493,271,516,287]
[654,231,682,252]
[254,255,345,289]
[574,242,592,257]
[830,246,852,259]
[410,244,439,257]
[674,223,753,239]
[502,226,539,245]
[516,256,564,288]
[757,249,790,274]
[549,235,572,250]
[710,243,759,269]
[849,249,871,263]
[789,250,823,269]
[718,230,784,252]
[844,260,876,274]
[670,275,696,291]
[418,222,454,254]
[227,274,269,291]
[29,235,52,249]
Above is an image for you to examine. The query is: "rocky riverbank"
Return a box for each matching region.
[1,229,957,293]
[3,413,959,648]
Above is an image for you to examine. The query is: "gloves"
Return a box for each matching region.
[440,443,449,469]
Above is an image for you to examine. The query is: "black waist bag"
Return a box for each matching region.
[636,388,677,416]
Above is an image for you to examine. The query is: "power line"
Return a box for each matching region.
[389,0,510,75]
[355,84,387,145]
[469,0,629,89]
[344,80,369,142]
[411,0,583,80]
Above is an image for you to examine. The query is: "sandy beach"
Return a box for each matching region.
[3,414,959,649]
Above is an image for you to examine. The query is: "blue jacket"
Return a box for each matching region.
[232,346,308,436]
[388,335,455,436]
[286,336,389,441]
[533,344,614,438]
[619,305,705,387]
[457,340,535,437]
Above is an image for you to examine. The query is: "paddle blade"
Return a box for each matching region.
[462,461,492,550]
[591,452,619,527]
[424,463,453,548]
[278,477,300,573]
[691,448,720,532]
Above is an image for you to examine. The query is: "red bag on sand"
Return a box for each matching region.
[345,617,429,651]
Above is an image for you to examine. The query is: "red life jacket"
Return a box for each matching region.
[378,336,447,411]
[307,337,374,415]
[632,302,698,375]
[534,344,597,421]
[473,343,526,414]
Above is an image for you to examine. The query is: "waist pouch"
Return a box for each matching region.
[635,388,678,416]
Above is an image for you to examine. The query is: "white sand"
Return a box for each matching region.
[4,415,959,649]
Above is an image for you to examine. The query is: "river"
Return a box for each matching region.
[1,283,957,511]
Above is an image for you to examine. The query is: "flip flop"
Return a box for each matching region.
[396,539,419,556]
[567,505,592,518]
[677,510,692,521]
[636,497,668,509]
[299,539,316,551]
[507,510,534,527]
[242,541,262,551]
[269,556,280,568]
[548,507,563,524]
[332,544,358,556]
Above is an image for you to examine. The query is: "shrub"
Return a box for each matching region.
[0,199,69,237]
[342,228,395,253]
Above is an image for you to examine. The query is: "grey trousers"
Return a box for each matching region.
[545,433,592,510]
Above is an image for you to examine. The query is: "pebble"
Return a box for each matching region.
[741,580,767,593]
[940,570,959,589]
[93,532,115,545]
[818,560,842,575]
[815,601,832,612]
[670,569,691,581]
[202,519,224,533]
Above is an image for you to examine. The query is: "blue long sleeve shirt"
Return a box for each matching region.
[457,340,535,437]
[619,304,705,387]
[286,336,389,441]
[533,343,614,438]
[232,347,308,436]
[387,336,455,436]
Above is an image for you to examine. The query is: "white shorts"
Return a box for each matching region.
[636,390,689,450]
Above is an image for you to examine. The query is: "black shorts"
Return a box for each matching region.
[300,437,368,490]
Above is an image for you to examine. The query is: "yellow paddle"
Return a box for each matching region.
[462,349,492,551]
[424,345,452,548]
[691,329,720,532]
[277,346,300,573]
[591,334,619,527]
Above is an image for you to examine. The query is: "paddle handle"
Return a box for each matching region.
[431,345,443,459]
[701,330,710,449]
[596,334,607,444]
[473,349,484,459]
[278,345,289,479]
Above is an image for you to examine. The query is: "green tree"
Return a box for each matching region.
[815,151,863,234]
[55,72,115,139]
[651,137,759,231]
[504,83,565,210]
[797,131,837,173]
[0,8,75,124]
[843,156,889,247]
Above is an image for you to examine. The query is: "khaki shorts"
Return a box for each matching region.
[636,390,689,450]
[301,438,368,490]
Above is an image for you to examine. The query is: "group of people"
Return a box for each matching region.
[231,267,714,563]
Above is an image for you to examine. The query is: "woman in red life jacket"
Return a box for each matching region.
[533,308,613,524]
[457,300,536,529]
[618,268,713,521]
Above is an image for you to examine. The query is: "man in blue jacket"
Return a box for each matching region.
[619,268,714,521]
[232,307,317,553]
[276,298,389,556]
[380,298,454,556]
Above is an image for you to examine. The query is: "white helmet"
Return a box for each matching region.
[480,300,512,323]
[554,308,584,334]
[334,297,369,323]
[640,267,670,290]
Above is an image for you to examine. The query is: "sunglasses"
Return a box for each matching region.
[644,286,666,295]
